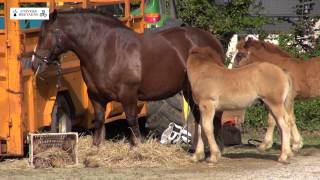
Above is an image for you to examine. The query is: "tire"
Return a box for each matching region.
[145,92,186,137]
[51,95,72,133]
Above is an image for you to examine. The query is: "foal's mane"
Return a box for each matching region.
[190,47,224,66]
[243,39,291,58]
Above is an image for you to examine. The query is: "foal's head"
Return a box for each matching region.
[233,37,291,68]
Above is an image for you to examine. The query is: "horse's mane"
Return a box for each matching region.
[189,47,224,66]
[241,39,291,58]
[49,8,128,29]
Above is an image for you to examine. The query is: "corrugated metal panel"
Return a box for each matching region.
[215,0,320,17]
[258,0,297,16]
[256,0,320,17]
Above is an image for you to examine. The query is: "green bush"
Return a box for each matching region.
[244,98,320,131]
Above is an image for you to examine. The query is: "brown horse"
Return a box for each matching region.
[31,9,225,147]
[233,38,316,151]
[187,47,294,163]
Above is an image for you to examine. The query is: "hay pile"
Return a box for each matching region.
[78,136,192,168]
[33,147,74,168]
[0,136,193,169]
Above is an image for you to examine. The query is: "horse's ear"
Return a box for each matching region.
[49,9,58,21]
[244,37,253,49]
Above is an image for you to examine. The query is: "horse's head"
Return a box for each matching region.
[32,10,69,75]
[233,37,292,68]
[233,37,256,68]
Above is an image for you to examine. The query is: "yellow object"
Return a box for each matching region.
[183,97,190,121]
[0,0,146,156]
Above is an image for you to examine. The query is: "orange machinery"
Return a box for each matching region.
[0,0,146,156]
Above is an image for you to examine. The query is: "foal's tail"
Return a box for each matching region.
[284,71,295,111]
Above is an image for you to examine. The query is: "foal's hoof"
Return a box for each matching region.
[278,154,291,164]
[206,156,218,164]
[257,142,272,152]
[191,153,205,162]
[287,151,294,158]
[278,158,290,164]
[206,151,221,164]
[292,141,303,152]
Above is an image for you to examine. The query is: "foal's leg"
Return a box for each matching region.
[119,87,141,146]
[182,89,205,161]
[258,113,276,151]
[199,100,221,163]
[267,104,293,162]
[192,122,205,162]
[286,104,303,152]
[90,95,107,146]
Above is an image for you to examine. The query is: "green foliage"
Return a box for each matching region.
[294,98,320,131]
[176,0,268,47]
[278,33,320,60]
[244,98,320,131]
[244,104,268,128]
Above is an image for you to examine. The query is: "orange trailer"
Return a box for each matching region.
[0,0,146,156]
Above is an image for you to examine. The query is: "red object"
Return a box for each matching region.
[144,13,161,23]
[224,118,236,126]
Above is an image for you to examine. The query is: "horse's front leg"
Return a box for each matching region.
[120,88,141,146]
[89,95,107,146]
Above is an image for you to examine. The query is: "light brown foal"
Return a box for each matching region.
[234,38,311,152]
[187,47,294,163]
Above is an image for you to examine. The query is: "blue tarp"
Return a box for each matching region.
[0,17,43,29]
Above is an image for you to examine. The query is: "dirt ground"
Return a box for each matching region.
[1,141,319,179]
[0,148,319,180]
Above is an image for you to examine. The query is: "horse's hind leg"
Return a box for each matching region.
[90,95,107,146]
[267,104,293,162]
[258,113,276,151]
[199,100,221,163]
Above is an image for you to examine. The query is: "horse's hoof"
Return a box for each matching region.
[92,140,101,147]
[130,137,142,147]
[257,142,272,152]
[292,141,303,152]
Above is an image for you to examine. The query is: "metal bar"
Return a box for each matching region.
[55,0,84,2]
[89,0,125,3]
[19,0,51,2]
